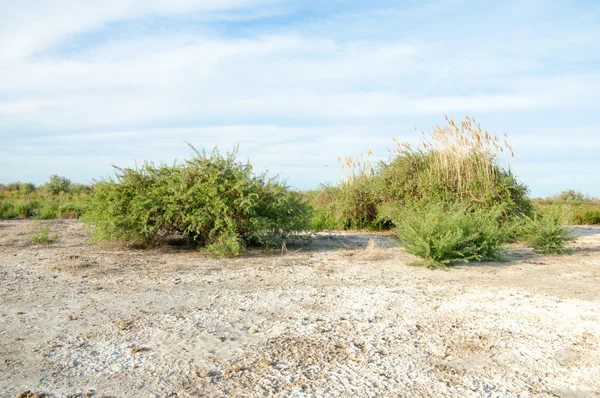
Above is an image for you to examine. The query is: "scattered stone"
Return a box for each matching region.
[15,391,49,398]
[130,346,149,354]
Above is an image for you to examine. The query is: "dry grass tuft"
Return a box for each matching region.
[355,239,392,261]
[389,115,515,202]
[117,319,134,331]
[225,364,242,374]
[51,254,99,272]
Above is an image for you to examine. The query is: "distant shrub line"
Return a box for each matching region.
[0,175,88,220]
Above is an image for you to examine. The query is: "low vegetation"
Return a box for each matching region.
[532,191,600,226]
[0,177,89,219]
[29,216,60,245]
[308,116,579,265]
[1,117,591,262]
[574,207,600,225]
[521,216,575,255]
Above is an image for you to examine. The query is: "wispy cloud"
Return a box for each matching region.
[0,0,599,196]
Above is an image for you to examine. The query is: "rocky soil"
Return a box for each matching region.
[1,220,599,397]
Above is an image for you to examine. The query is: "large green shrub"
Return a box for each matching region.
[81,145,311,255]
[376,134,532,219]
[310,117,533,234]
[392,201,509,267]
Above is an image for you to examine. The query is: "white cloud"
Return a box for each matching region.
[0,0,599,196]
[0,0,277,61]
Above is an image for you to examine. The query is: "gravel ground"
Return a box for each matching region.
[1,220,599,397]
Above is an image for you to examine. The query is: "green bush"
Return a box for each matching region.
[6,182,37,194]
[39,204,59,219]
[309,117,533,233]
[306,152,387,231]
[518,205,575,254]
[82,145,311,255]
[392,201,509,267]
[46,175,71,195]
[556,189,585,202]
[69,183,92,195]
[307,179,385,231]
[58,202,84,219]
[376,138,532,219]
[574,207,600,225]
[29,219,59,245]
[6,182,21,192]
[522,218,575,255]
[0,200,19,218]
[0,178,89,220]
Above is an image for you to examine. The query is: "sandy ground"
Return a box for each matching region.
[1,220,599,398]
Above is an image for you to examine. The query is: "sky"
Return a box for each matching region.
[0,0,599,197]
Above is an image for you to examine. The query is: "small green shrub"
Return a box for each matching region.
[82,145,311,255]
[39,203,59,219]
[392,201,509,267]
[0,201,19,218]
[521,206,575,254]
[29,219,59,245]
[46,175,71,195]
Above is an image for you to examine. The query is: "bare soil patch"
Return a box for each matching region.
[1,220,599,397]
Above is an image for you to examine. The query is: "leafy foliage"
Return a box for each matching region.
[307,180,384,231]
[309,117,533,234]
[4,182,36,193]
[82,145,311,255]
[521,207,575,254]
[574,207,600,225]
[46,175,72,195]
[556,189,585,202]
[532,193,600,226]
[0,190,86,219]
[392,202,509,267]
[29,218,59,245]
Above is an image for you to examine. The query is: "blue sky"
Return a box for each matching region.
[0,0,599,196]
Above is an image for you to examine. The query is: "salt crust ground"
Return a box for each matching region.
[1,220,599,397]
